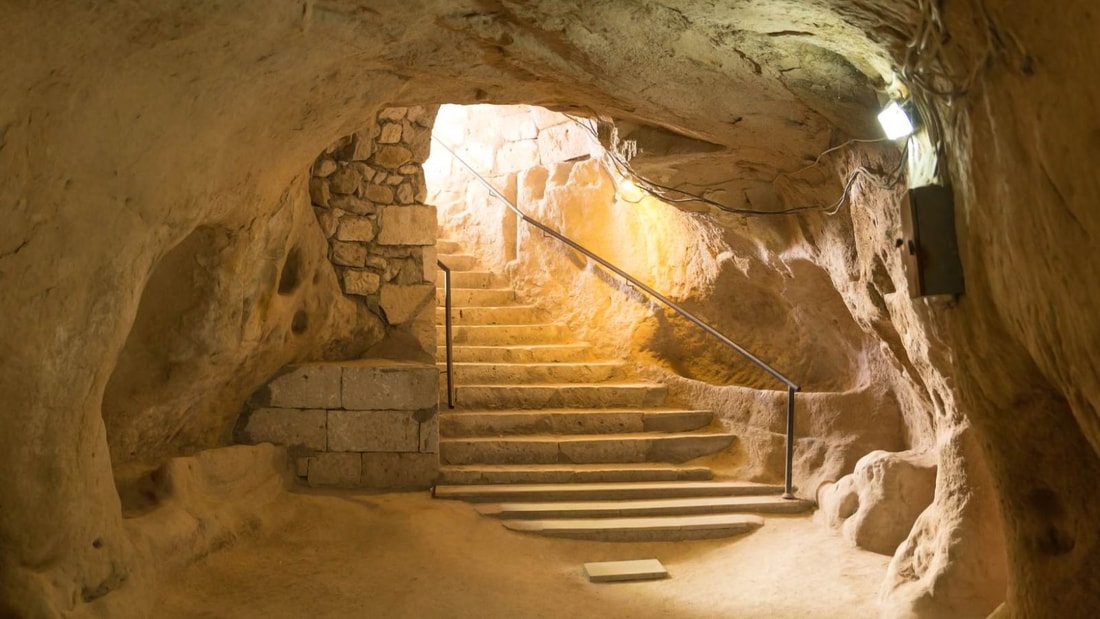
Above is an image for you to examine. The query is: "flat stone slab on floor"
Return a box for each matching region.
[583,559,668,583]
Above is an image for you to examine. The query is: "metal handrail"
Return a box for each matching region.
[437,259,456,409]
[432,136,801,498]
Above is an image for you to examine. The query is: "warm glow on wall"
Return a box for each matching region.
[615,176,646,203]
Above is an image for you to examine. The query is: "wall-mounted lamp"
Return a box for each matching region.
[877,100,918,140]
[615,176,646,203]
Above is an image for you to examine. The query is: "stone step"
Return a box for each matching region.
[435,253,478,271]
[436,239,463,254]
[437,344,593,364]
[440,408,713,436]
[438,324,570,346]
[433,480,783,503]
[435,270,503,289]
[453,382,668,410]
[436,305,543,325]
[477,495,813,519]
[437,362,625,384]
[436,463,714,485]
[439,431,735,465]
[501,514,764,541]
[436,288,516,306]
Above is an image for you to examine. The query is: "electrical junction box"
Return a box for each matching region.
[897,184,965,298]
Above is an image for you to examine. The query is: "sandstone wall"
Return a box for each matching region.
[309,105,439,353]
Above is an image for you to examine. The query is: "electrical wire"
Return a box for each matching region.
[562,111,908,217]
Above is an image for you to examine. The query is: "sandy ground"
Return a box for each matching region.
[154,490,889,618]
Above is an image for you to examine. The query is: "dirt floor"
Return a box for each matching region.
[154,490,889,618]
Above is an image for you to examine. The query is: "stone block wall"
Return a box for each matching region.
[310,106,440,352]
[236,360,438,489]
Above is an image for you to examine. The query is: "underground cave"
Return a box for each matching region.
[2,1,1099,617]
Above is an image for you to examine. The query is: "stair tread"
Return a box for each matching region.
[503,513,765,532]
[439,463,712,472]
[441,430,728,442]
[435,480,779,495]
[440,361,623,368]
[441,407,708,415]
[477,496,813,517]
[440,343,591,350]
[455,382,664,388]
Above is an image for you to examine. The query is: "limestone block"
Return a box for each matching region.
[363,183,394,205]
[396,183,414,205]
[537,122,593,164]
[409,104,439,127]
[419,414,438,453]
[361,452,438,489]
[331,241,368,268]
[398,164,419,175]
[349,162,375,183]
[384,174,403,186]
[307,452,362,487]
[262,364,341,409]
[529,105,567,129]
[350,127,377,161]
[334,216,375,242]
[376,205,436,246]
[313,207,339,238]
[341,361,438,410]
[365,255,388,270]
[328,166,361,195]
[379,123,403,144]
[329,195,374,216]
[493,139,539,175]
[308,177,331,207]
[295,457,309,478]
[421,245,437,282]
[328,409,419,452]
[379,107,406,120]
[379,283,434,325]
[501,117,538,142]
[238,408,326,451]
[342,269,381,296]
[313,158,337,177]
[405,126,432,163]
[372,145,413,169]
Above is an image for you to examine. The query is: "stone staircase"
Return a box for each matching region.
[432,238,811,541]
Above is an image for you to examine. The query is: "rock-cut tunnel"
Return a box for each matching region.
[1,1,1098,618]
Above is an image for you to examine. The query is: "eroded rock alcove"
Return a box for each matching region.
[1,1,1098,618]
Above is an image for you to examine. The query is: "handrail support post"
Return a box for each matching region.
[783,386,797,499]
[438,260,456,409]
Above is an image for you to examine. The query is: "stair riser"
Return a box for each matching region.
[436,289,515,306]
[436,306,543,325]
[435,254,478,271]
[505,523,760,542]
[436,240,462,254]
[453,385,667,410]
[436,271,501,289]
[436,346,591,363]
[440,434,734,465]
[439,325,568,346]
[439,364,623,385]
[435,483,782,503]
[481,501,813,520]
[437,467,713,485]
[441,410,711,437]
